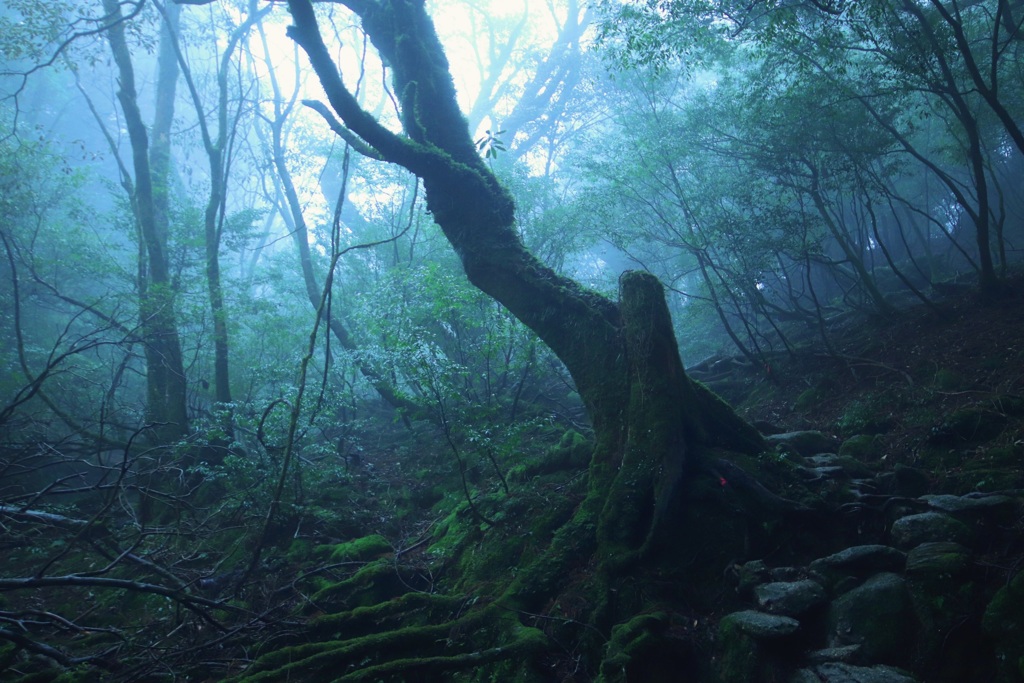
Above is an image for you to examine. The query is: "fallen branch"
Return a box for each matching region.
[0,575,245,629]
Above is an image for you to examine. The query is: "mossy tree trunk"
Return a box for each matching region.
[285,0,764,573]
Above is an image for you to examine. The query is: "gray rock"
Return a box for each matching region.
[828,572,913,663]
[810,545,906,576]
[804,662,917,682]
[807,465,846,479]
[922,493,1017,522]
[766,430,839,456]
[756,579,827,616]
[719,610,800,639]
[735,559,771,594]
[890,511,972,548]
[904,541,971,577]
[790,671,821,683]
[805,644,862,664]
[770,566,803,582]
[922,493,1006,511]
[809,453,873,471]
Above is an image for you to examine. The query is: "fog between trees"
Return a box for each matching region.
[1,0,1022,679]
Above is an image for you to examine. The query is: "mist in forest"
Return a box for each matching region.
[2,0,1023,680]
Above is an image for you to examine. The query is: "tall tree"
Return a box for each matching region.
[103,0,188,442]
[163,0,272,422]
[284,0,764,583]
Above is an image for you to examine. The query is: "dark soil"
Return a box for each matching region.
[728,277,1024,489]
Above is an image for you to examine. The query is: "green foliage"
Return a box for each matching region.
[927,406,1008,445]
[837,398,894,436]
[839,433,882,460]
[0,1,86,62]
[0,131,145,429]
[794,386,827,412]
[588,0,1024,354]
[595,0,732,73]
[315,535,392,563]
[349,257,554,484]
[222,207,267,253]
[6,0,1023,679]
[474,129,507,159]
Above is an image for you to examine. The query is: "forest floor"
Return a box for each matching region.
[264,278,1024,683]
[314,274,1024,545]
[732,276,1024,487]
[299,275,1024,602]
[5,280,1024,682]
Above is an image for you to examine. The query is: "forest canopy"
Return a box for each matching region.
[1,0,1023,681]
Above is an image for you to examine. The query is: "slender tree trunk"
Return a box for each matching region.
[912,0,1024,157]
[253,16,420,417]
[104,0,188,442]
[161,0,264,414]
[807,181,895,315]
[205,160,232,408]
[964,125,1000,296]
[886,0,1003,297]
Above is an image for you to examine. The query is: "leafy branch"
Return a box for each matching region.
[475,129,507,159]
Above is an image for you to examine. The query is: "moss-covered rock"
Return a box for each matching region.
[827,572,913,665]
[308,559,406,612]
[315,534,393,564]
[508,429,592,482]
[892,465,931,498]
[889,512,973,549]
[598,612,668,683]
[927,408,1007,445]
[904,542,971,578]
[839,434,883,460]
[907,576,987,682]
[716,610,798,683]
[983,570,1024,683]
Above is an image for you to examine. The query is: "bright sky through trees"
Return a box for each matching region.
[239,0,565,141]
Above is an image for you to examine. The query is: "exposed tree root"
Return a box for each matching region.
[327,620,547,682]
[235,600,548,682]
[308,592,466,637]
[228,443,810,682]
